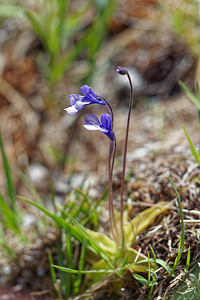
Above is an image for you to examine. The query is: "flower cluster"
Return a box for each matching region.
[65,85,114,141]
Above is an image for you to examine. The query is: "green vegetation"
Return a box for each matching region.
[0,133,21,256]
[0,0,116,88]
[20,194,169,297]
[180,82,200,127]
[183,124,200,164]
[163,0,200,59]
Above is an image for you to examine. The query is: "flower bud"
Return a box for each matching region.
[116,66,128,75]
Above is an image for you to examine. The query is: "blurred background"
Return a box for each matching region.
[0,0,200,298]
[0,0,199,178]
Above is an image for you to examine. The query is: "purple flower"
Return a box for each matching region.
[65,85,105,115]
[83,114,114,141]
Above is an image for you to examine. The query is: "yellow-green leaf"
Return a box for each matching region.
[86,228,117,255]
[124,202,169,246]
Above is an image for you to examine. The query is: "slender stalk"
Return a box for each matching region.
[102,97,118,240]
[101,97,114,126]
[108,136,118,241]
[110,137,117,220]
[198,109,200,131]
[119,70,135,241]
[108,141,115,239]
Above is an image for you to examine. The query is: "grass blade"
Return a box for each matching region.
[169,177,184,254]
[179,81,200,110]
[25,10,46,48]
[20,172,44,206]
[0,193,19,232]
[74,243,86,294]
[19,196,83,240]
[56,239,69,297]
[0,132,16,212]
[64,230,73,298]
[0,227,16,258]
[52,265,114,274]
[149,245,157,270]
[185,246,190,273]
[156,259,171,274]
[63,210,114,268]
[48,252,57,284]
[132,273,148,286]
[20,196,113,267]
[183,124,200,164]
[169,177,185,276]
